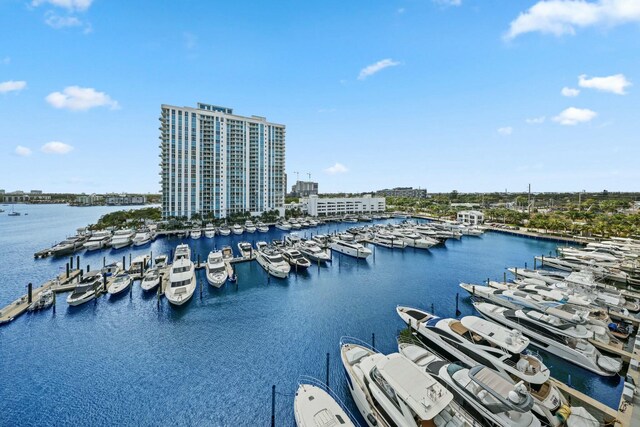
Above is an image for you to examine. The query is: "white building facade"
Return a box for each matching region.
[457,210,484,225]
[303,195,385,217]
[160,103,286,219]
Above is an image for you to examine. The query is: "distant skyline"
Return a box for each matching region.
[1,0,639,194]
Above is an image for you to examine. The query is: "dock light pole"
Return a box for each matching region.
[103,256,106,267]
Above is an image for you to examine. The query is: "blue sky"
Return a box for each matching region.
[1,0,639,194]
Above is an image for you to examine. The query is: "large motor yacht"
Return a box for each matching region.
[340,338,483,427]
[83,230,112,251]
[256,245,290,278]
[205,250,228,287]
[396,306,551,386]
[110,229,135,250]
[166,244,196,306]
[474,302,622,376]
[329,240,372,259]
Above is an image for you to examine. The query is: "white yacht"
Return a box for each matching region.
[290,219,302,229]
[294,379,355,427]
[330,240,372,259]
[298,241,332,263]
[256,246,290,278]
[133,230,154,247]
[281,248,311,270]
[190,228,202,239]
[256,221,269,233]
[83,230,112,251]
[28,289,55,311]
[474,302,622,377]
[128,255,150,279]
[50,236,85,257]
[275,220,292,231]
[372,232,407,249]
[244,220,257,233]
[141,268,161,291]
[154,254,168,268]
[232,224,244,235]
[166,245,196,305]
[67,274,104,306]
[204,223,216,238]
[340,339,482,427]
[108,273,133,295]
[396,306,551,385]
[430,361,540,427]
[284,232,303,246]
[237,242,253,258]
[205,250,228,288]
[399,342,567,426]
[221,245,234,261]
[218,224,231,236]
[390,230,437,249]
[110,229,135,250]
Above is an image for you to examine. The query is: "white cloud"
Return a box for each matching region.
[505,0,640,40]
[41,141,74,154]
[561,87,580,97]
[324,163,348,175]
[45,12,82,28]
[578,73,631,95]
[553,107,597,125]
[497,126,513,136]
[0,80,27,93]
[1,57,10,65]
[526,116,546,124]
[15,146,32,157]
[358,59,400,80]
[32,0,93,12]
[45,86,119,111]
[397,7,406,14]
[433,0,462,6]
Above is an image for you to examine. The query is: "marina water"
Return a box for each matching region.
[0,204,623,425]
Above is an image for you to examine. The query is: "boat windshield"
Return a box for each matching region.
[171,279,192,288]
[172,266,191,274]
[266,255,284,263]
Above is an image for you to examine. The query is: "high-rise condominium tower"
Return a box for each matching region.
[159,103,285,219]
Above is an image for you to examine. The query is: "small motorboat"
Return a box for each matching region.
[282,248,311,270]
[141,268,161,291]
[608,322,632,340]
[28,289,55,311]
[108,273,133,295]
[218,225,231,236]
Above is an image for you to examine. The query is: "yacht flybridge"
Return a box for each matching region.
[340,339,482,427]
[396,306,551,385]
[474,302,622,376]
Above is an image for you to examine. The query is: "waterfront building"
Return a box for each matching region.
[159,103,286,219]
[457,210,484,225]
[303,194,385,217]
[376,187,427,199]
[105,194,146,205]
[290,180,318,197]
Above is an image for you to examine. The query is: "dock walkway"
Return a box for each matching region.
[0,269,81,325]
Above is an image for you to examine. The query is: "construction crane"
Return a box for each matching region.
[293,171,299,182]
[307,172,311,181]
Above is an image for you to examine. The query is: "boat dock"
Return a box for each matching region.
[0,269,81,325]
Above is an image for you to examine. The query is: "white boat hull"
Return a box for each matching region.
[330,243,371,259]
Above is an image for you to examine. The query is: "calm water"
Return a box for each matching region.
[0,205,623,426]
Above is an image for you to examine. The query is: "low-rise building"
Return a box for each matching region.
[2,191,29,203]
[457,210,484,225]
[105,194,146,205]
[303,194,385,217]
[376,187,427,199]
